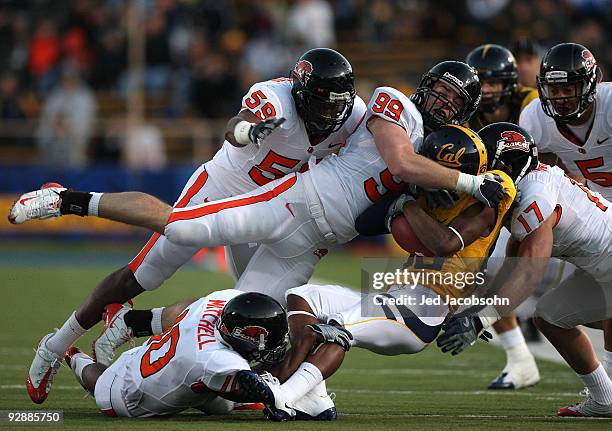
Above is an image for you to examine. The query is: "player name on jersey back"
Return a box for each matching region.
[308,86,424,243]
[207,78,366,196]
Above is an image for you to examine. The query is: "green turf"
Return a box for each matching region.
[0,246,610,429]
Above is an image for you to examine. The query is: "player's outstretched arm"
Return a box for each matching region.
[225,109,285,148]
[369,117,505,207]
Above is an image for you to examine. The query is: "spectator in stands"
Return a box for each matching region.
[28,19,61,95]
[512,39,543,88]
[123,121,166,170]
[0,72,30,147]
[36,65,97,167]
[286,0,335,52]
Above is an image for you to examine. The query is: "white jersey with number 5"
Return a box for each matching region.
[207,78,366,196]
[519,83,612,200]
[511,164,612,283]
[308,86,424,243]
[112,289,249,417]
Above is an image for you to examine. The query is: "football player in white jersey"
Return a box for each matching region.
[63,291,338,420]
[12,61,508,404]
[14,47,366,405]
[437,160,612,416]
[519,42,612,392]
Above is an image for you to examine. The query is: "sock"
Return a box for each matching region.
[498,327,532,363]
[70,352,94,387]
[280,362,323,405]
[578,363,612,405]
[46,312,88,356]
[124,310,153,337]
[151,308,164,335]
[59,191,93,216]
[604,350,612,379]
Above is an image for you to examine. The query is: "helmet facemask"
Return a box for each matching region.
[295,88,355,136]
[537,69,599,123]
[218,321,289,366]
[413,73,476,130]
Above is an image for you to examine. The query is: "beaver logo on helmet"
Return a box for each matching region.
[293,60,313,85]
[498,131,529,152]
[233,325,269,348]
[581,49,596,72]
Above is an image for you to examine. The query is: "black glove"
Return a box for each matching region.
[474,174,505,208]
[436,315,493,356]
[249,117,286,147]
[412,187,459,209]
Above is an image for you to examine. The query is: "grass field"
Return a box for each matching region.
[0,242,610,430]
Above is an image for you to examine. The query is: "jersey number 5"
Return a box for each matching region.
[140,308,189,378]
[574,157,612,187]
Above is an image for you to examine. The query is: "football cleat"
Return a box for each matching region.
[558,396,612,417]
[64,346,91,390]
[488,354,540,390]
[292,389,337,421]
[233,402,265,411]
[236,370,295,421]
[8,183,65,224]
[92,303,133,366]
[26,332,63,404]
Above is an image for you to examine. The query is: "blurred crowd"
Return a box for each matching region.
[0,0,610,167]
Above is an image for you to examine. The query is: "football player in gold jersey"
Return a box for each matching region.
[256,126,529,395]
[466,44,541,389]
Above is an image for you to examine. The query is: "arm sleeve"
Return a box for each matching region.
[354,189,404,236]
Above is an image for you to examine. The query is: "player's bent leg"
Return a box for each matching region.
[65,347,106,395]
[534,271,612,417]
[489,314,540,390]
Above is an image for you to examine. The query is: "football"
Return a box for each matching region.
[390,215,434,256]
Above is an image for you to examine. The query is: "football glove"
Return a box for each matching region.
[384,193,416,232]
[436,315,493,356]
[249,117,286,147]
[411,186,458,209]
[307,323,353,353]
[473,173,505,208]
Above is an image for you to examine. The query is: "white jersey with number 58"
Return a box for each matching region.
[519,83,612,200]
[511,164,612,283]
[207,78,366,196]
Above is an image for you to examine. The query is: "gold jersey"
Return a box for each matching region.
[404,170,516,302]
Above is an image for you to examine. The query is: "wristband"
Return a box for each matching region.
[477,304,501,329]
[455,172,476,194]
[233,121,253,146]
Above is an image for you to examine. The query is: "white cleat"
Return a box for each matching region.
[488,354,540,390]
[291,388,337,421]
[26,332,63,404]
[92,303,133,366]
[558,395,612,417]
[8,183,65,224]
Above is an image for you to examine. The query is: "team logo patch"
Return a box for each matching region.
[233,325,269,348]
[581,49,596,72]
[435,143,464,168]
[293,60,313,85]
[498,131,529,152]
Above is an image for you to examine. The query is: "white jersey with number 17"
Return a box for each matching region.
[511,164,612,284]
